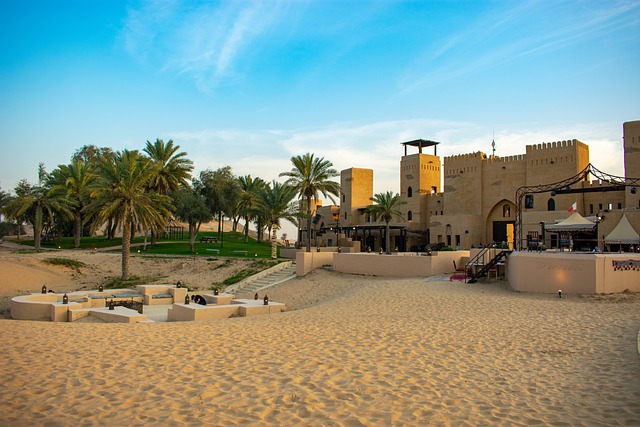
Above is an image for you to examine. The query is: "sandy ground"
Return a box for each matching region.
[0,244,639,426]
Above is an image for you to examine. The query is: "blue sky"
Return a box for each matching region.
[1,0,639,212]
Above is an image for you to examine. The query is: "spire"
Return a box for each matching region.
[491,131,496,157]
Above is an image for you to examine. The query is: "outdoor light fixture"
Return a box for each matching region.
[98,285,103,292]
[41,285,47,294]
[62,293,69,304]
[184,295,190,304]
[254,293,259,300]
[337,247,341,253]
[379,247,383,254]
[558,290,562,299]
[176,281,182,288]
[109,300,115,310]
[263,295,269,305]
[632,187,637,194]
[213,288,219,296]
[367,246,371,253]
[317,246,320,252]
[551,190,556,196]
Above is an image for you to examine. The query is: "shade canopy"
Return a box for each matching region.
[604,214,640,244]
[545,212,596,233]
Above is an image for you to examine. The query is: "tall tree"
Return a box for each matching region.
[5,164,72,249]
[143,139,194,244]
[90,150,173,280]
[198,166,240,244]
[366,191,407,254]
[238,175,266,243]
[48,160,96,248]
[280,153,340,252]
[172,188,213,253]
[253,181,298,259]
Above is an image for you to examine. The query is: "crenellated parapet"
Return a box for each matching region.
[526,139,581,151]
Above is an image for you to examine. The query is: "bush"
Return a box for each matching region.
[42,257,86,272]
[0,222,25,238]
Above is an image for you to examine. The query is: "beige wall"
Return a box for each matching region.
[296,250,470,277]
[507,252,640,294]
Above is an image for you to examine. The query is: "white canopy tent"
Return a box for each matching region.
[604,214,640,245]
[544,212,596,233]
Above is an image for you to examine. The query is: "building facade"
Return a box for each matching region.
[304,121,640,252]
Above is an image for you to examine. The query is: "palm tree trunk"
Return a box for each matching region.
[244,215,250,243]
[74,213,82,248]
[271,226,277,259]
[385,222,390,254]
[34,205,43,250]
[122,217,131,280]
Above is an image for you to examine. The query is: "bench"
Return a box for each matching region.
[233,250,248,256]
[206,248,220,254]
[200,237,219,243]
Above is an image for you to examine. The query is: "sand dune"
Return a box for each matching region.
[0,253,639,426]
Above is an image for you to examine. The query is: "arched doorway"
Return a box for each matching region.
[486,200,516,248]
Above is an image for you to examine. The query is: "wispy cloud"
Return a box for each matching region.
[400,1,640,93]
[122,0,289,91]
[168,118,624,199]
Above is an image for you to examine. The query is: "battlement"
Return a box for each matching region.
[526,139,580,151]
[486,154,526,164]
[444,151,484,162]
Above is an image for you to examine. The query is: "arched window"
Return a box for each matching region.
[503,204,511,217]
[547,198,556,211]
[407,211,413,221]
[408,186,413,197]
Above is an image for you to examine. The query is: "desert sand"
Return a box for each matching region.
[0,243,639,426]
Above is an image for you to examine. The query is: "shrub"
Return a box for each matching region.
[42,258,86,272]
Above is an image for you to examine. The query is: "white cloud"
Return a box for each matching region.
[168,118,626,203]
[122,0,289,91]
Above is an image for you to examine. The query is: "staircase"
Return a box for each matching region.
[466,248,512,284]
[227,262,297,295]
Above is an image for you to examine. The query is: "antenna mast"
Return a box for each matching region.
[491,131,496,157]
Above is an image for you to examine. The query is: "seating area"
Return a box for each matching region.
[167,292,286,322]
[11,285,286,323]
[200,236,219,243]
[11,284,188,323]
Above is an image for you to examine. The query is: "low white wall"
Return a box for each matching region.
[507,252,640,294]
[296,252,335,276]
[296,250,469,277]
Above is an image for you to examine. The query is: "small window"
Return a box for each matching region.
[342,194,345,203]
[408,211,413,221]
[344,212,347,220]
[503,204,511,217]
[455,235,460,247]
[408,186,413,198]
[618,203,622,209]
[548,198,556,211]
[589,204,594,214]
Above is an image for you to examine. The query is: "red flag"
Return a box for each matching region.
[568,202,577,213]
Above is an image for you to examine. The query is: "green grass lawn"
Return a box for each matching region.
[20,231,281,258]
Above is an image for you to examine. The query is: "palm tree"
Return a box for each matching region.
[280,153,340,252]
[90,150,173,280]
[238,175,266,243]
[366,191,407,254]
[48,160,96,248]
[143,139,194,244]
[5,164,73,250]
[253,181,298,259]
